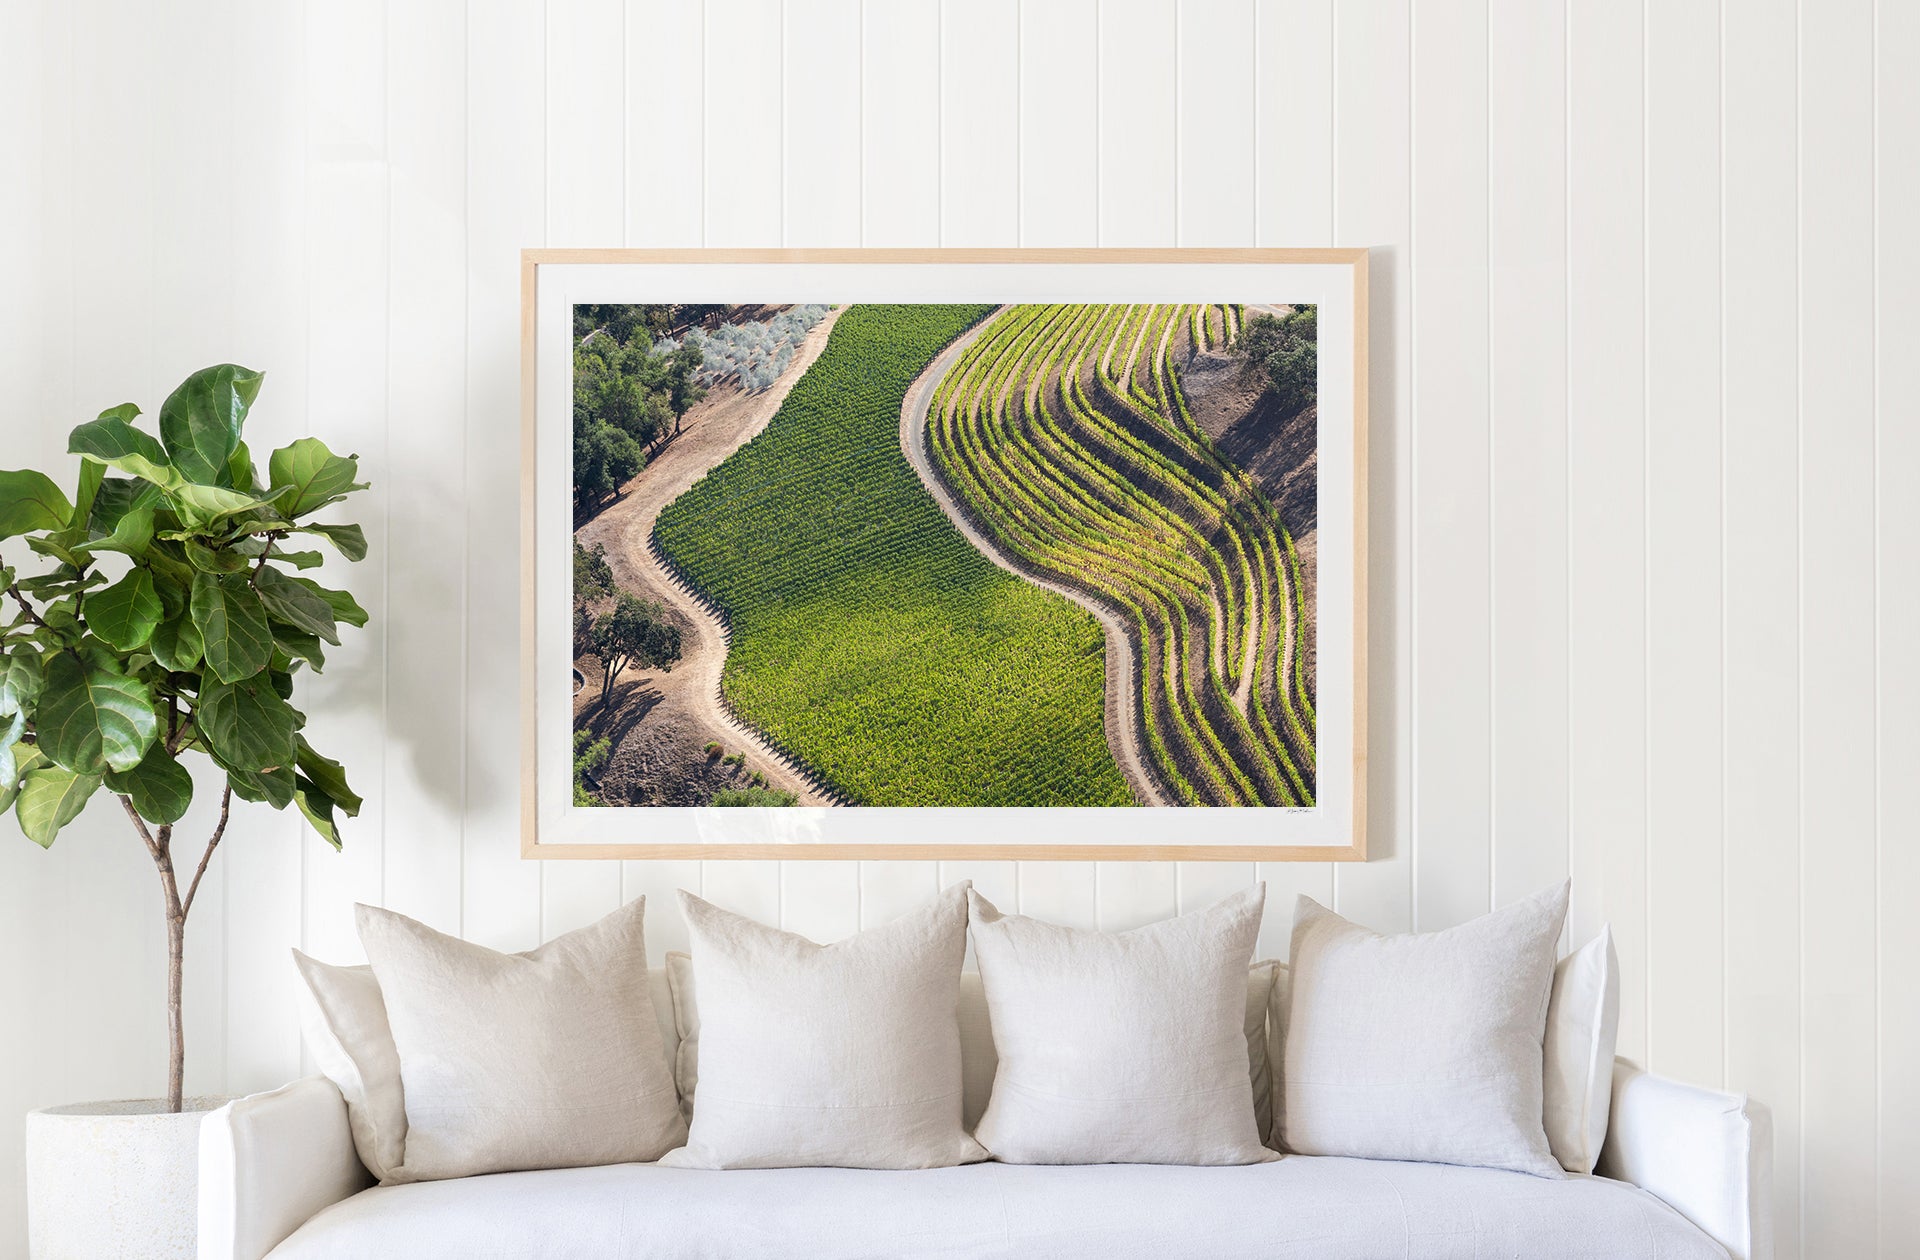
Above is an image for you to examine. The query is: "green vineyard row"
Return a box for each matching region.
[927,302,1316,808]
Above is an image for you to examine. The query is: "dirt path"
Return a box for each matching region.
[901,307,1171,808]
[574,308,846,806]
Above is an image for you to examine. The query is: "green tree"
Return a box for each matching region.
[574,540,614,602]
[573,410,645,515]
[573,303,674,344]
[590,592,682,707]
[664,343,707,432]
[1233,305,1318,414]
[573,542,615,656]
[574,334,673,447]
[572,314,711,516]
[0,365,369,1111]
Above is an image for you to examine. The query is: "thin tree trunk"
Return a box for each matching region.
[165,899,185,1113]
[124,788,231,1114]
[154,845,186,1114]
[156,846,186,1114]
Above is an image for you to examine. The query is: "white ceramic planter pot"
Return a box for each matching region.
[25,1097,227,1260]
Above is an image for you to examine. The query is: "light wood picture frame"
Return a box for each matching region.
[522,249,1369,861]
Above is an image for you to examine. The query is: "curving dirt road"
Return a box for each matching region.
[899,308,1171,808]
[574,308,846,806]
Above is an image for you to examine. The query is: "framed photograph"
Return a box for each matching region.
[522,249,1368,860]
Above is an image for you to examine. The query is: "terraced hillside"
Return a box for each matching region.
[925,303,1315,807]
[654,304,1133,808]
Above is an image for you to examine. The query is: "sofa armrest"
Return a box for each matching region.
[199,1077,372,1260]
[1597,1059,1773,1260]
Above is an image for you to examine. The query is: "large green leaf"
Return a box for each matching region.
[158,364,263,487]
[15,764,101,847]
[0,652,44,714]
[196,672,297,773]
[0,737,44,814]
[69,417,269,523]
[189,572,273,683]
[35,652,158,775]
[103,740,193,825]
[267,438,366,519]
[166,483,277,524]
[0,470,72,539]
[88,476,166,530]
[296,736,362,815]
[88,569,163,651]
[24,534,83,567]
[293,523,368,562]
[292,577,369,629]
[216,751,295,808]
[184,540,251,574]
[294,781,342,850]
[228,440,258,493]
[254,567,340,644]
[75,505,155,558]
[70,459,105,531]
[0,712,22,790]
[271,628,326,671]
[149,608,205,672]
[68,416,176,486]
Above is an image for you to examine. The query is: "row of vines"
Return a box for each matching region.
[653,304,1133,808]
[926,302,1315,807]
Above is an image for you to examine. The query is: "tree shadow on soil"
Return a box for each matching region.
[579,677,664,750]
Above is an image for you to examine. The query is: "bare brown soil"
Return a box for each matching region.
[571,306,847,807]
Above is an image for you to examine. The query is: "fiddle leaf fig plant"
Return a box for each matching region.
[0,364,370,1112]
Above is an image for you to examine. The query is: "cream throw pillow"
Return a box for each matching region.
[1267,918,1619,1169]
[968,885,1273,1166]
[665,953,1280,1142]
[357,898,684,1181]
[291,953,407,1182]
[1544,923,1619,1172]
[1281,883,1569,1177]
[658,884,984,1170]
[1245,961,1279,1145]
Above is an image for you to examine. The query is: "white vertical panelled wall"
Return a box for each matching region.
[0,1,1912,1255]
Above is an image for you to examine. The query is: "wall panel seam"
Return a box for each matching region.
[1869,0,1883,1245]
[1793,0,1805,1246]
[1640,0,1654,1071]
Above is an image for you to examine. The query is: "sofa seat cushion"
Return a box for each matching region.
[267,1156,1727,1260]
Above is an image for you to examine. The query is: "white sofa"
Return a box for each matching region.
[199,970,1772,1260]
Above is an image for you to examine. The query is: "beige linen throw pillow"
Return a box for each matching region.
[665,952,1281,1142]
[290,953,408,1181]
[1281,883,1569,1177]
[1266,916,1619,1171]
[357,898,684,1181]
[968,885,1274,1166]
[1543,924,1620,1173]
[659,884,984,1170]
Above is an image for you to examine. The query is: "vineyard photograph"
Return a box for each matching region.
[569,299,1320,809]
